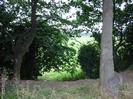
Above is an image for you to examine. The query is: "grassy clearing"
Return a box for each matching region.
[1,80,133,99]
[38,69,86,81]
[3,80,101,99]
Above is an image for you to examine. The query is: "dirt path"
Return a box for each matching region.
[8,70,133,89]
[18,79,98,89]
[5,70,133,92]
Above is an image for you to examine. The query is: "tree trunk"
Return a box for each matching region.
[100,0,122,98]
[13,55,23,80]
[13,0,38,80]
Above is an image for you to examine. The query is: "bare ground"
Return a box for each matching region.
[18,79,98,89]
[120,70,133,83]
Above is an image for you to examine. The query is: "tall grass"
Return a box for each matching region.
[1,68,133,99]
[1,79,133,99]
[4,80,101,99]
[0,68,7,99]
[38,69,86,81]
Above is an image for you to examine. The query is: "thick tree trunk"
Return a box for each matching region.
[13,0,38,80]
[100,0,114,85]
[13,55,23,80]
[100,0,122,98]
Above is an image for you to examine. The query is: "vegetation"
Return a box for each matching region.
[78,42,100,79]
[1,80,101,99]
[0,0,132,80]
[1,79,133,99]
[0,0,133,98]
[38,69,86,81]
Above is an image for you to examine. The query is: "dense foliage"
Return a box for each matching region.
[78,42,100,79]
[0,0,132,80]
[0,0,79,79]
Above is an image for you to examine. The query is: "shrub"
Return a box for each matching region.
[78,42,100,79]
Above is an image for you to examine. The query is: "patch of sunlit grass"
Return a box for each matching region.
[38,69,86,81]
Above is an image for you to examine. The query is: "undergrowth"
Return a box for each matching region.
[38,69,86,81]
[1,81,133,99]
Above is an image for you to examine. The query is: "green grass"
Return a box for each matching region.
[2,79,133,99]
[3,80,101,99]
[38,69,86,81]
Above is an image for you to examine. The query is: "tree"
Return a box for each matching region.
[113,1,133,71]
[0,0,78,80]
[21,39,40,80]
[13,0,38,80]
[100,0,122,98]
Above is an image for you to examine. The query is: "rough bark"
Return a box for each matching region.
[100,0,122,98]
[13,0,38,80]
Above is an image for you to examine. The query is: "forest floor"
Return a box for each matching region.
[120,70,133,82]
[18,70,133,90]
[4,70,133,99]
[19,79,97,89]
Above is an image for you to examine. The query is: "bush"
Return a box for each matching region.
[78,42,100,79]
